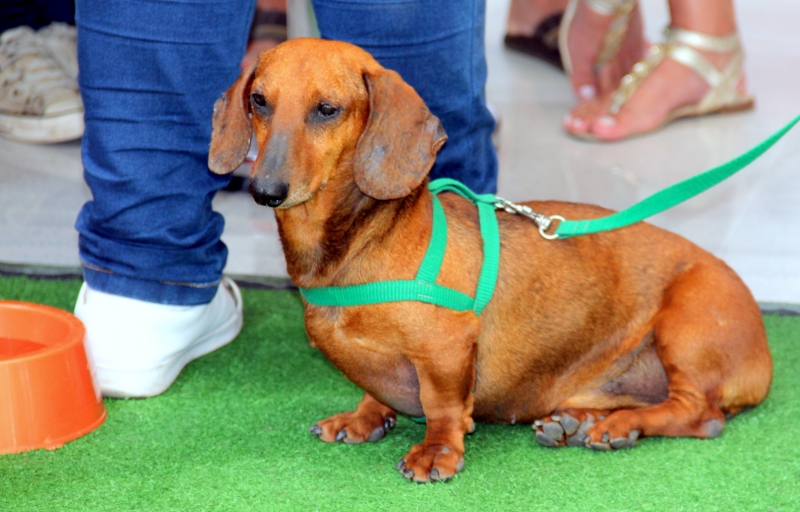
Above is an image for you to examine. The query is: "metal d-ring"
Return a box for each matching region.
[539,215,564,240]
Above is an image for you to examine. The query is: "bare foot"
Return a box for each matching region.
[564,42,749,141]
[562,0,648,100]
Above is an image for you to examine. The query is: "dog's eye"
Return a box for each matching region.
[317,103,339,117]
[251,93,267,107]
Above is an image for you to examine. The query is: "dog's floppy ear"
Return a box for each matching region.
[208,62,257,175]
[354,69,448,200]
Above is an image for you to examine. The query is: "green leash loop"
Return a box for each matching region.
[299,178,501,315]
[553,114,800,238]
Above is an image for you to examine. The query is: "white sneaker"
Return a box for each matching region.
[0,26,83,143]
[74,277,244,398]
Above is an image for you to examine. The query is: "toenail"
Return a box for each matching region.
[563,114,574,125]
[597,116,616,126]
[578,84,596,100]
[572,118,587,129]
[335,429,347,442]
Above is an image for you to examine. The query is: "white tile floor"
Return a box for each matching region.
[0,0,798,304]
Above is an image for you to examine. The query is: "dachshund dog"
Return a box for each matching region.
[208,38,772,483]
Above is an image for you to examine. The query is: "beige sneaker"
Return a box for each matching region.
[0,26,83,143]
[36,22,78,80]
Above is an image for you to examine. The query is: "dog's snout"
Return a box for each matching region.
[250,180,290,208]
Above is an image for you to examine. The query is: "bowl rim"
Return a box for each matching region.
[0,300,85,364]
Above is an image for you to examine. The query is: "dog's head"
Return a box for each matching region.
[208,38,447,208]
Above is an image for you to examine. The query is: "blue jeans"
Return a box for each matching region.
[75,0,497,305]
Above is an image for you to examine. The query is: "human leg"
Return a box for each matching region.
[75,0,253,305]
[312,0,498,194]
[73,0,254,396]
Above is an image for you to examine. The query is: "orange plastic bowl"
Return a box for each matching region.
[0,301,106,454]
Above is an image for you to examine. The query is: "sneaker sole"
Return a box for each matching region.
[0,109,84,143]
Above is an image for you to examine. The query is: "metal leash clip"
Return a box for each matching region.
[494,197,565,240]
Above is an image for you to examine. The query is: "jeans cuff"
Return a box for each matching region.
[81,265,220,306]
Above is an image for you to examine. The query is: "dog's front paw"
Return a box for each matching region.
[397,443,464,483]
[310,410,396,444]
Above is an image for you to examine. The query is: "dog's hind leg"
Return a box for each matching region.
[310,393,397,444]
[572,262,772,450]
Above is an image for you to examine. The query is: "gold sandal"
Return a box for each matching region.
[559,0,637,81]
[572,27,755,141]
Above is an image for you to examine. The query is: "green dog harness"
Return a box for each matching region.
[299,178,501,315]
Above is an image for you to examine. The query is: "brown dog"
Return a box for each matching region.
[208,38,772,483]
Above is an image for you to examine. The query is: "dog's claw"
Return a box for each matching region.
[610,437,629,449]
[402,468,415,480]
[384,416,396,431]
[309,424,322,437]
[567,432,587,446]
[588,439,611,451]
[429,469,440,481]
[367,426,385,442]
[335,429,347,442]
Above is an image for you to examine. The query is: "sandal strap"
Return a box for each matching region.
[609,27,747,116]
[665,31,745,113]
[589,0,637,69]
[666,27,740,53]
[585,0,635,16]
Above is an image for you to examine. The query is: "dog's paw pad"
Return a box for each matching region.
[542,421,565,441]
[560,414,580,435]
[534,412,596,448]
[535,430,560,447]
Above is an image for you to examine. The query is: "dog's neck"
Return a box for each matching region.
[274,180,430,288]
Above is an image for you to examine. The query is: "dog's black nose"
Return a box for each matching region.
[250,180,289,208]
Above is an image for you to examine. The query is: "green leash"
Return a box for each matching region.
[549,114,800,238]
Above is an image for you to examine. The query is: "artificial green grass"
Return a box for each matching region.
[1,275,798,511]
